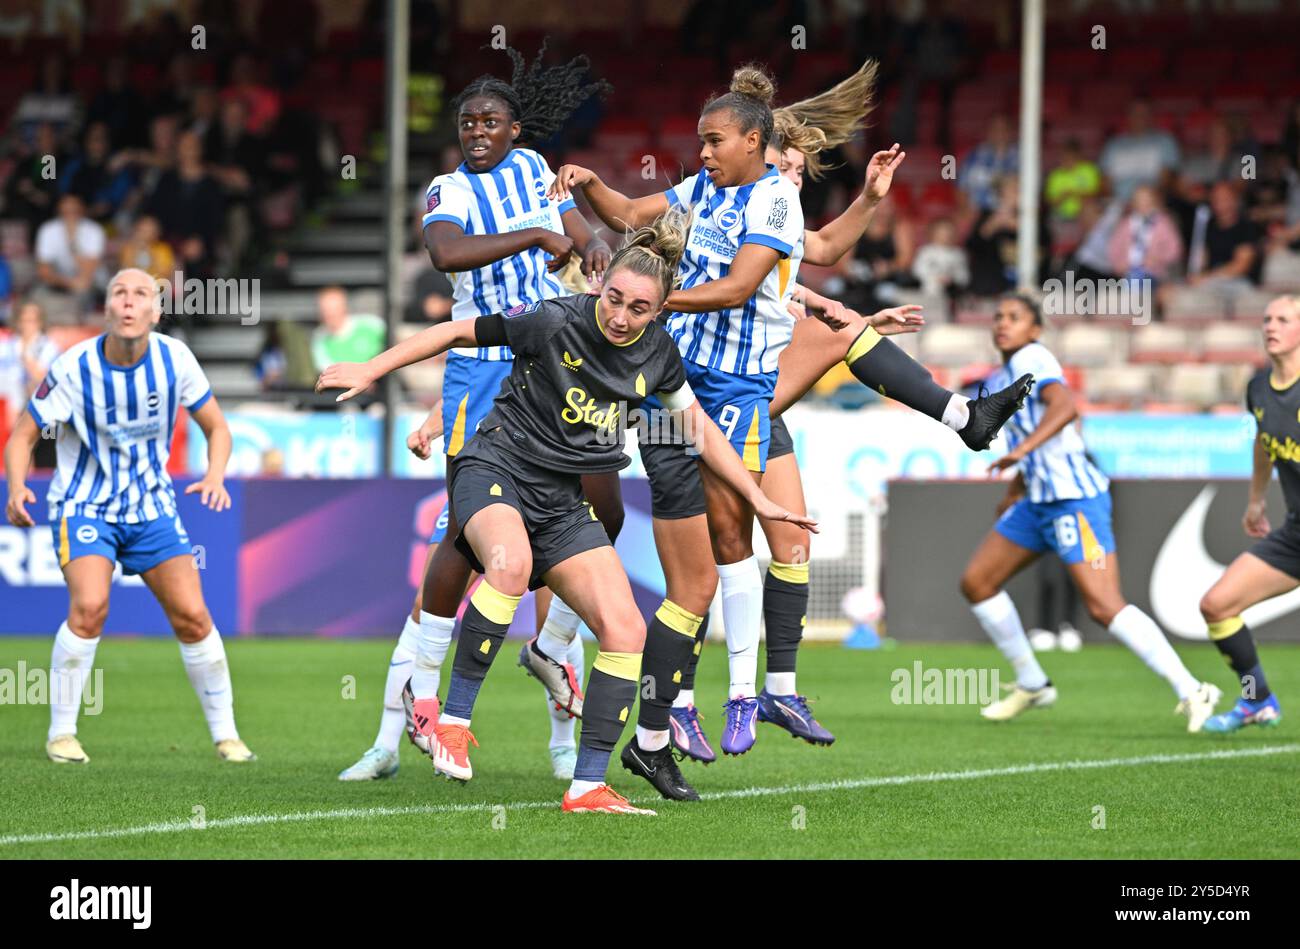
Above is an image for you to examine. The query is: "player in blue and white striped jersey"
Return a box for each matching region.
[4,268,255,764]
[959,293,1221,729]
[340,47,619,783]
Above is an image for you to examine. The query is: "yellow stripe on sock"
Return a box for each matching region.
[768,560,810,584]
[742,407,762,472]
[59,517,69,568]
[655,599,703,638]
[469,581,522,626]
[446,393,470,456]
[593,650,642,682]
[844,326,883,365]
[1208,616,1244,640]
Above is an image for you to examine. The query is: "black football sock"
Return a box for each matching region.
[763,561,809,685]
[845,327,951,421]
[637,600,704,731]
[679,613,709,692]
[1208,617,1271,701]
[575,651,641,783]
[443,581,520,719]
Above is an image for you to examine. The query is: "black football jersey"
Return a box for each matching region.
[1247,368,1300,518]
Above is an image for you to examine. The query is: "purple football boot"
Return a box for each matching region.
[757,689,836,746]
[720,697,759,756]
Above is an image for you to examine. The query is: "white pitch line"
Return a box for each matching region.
[3,743,1296,848]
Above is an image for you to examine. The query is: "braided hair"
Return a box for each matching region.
[454,39,612,147]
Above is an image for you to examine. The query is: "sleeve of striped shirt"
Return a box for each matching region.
[421,175,472,231]
[535,155,577,215]
[1010,344,1064,390]
[170,340,213,412]
[742,178,803,258]
[664,168,706,211]
[26,355,74,428]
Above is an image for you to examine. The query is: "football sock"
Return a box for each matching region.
[845,327,952,422]
[48,621,98,740]
[763,560,808,695]
[574,651,641,784]
[941,393,972,432]
[971,591,1049,690]
[537,595,581,662]
[718,557,763,698]
[178,627,238,743]
[1208,617,1271,701]
[375,616,420,752]
[411,610,454,701]
[1108,604,1200,700]
[673,614,710,707]
[635,726,670,751]
[637,599,704,734]
[548,634,586,749]
[443,582,520,721]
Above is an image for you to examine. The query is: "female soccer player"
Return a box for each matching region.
[4,268,255,764]
[319,212,815,815]
[1197,294,1297,732]
[958,293,1220,730]
[338,46,610,783]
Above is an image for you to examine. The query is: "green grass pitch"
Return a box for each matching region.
[1,636,1297,859]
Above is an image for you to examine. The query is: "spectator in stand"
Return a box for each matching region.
[118,214,176,282]
[842,197,917,312]
[1107,185,1183,287]
[966,175,1049,296]
[1099,100,1180,202]
[62,122,133,223]
[1186,183,1261,292]
[0,300,60,433]
[912,217,968,318]
[959,114,1019,213]
[153,55,202,122]
[310,286,385,373]
[110,113,179,218]
[186,85,221,141]
[86,56,146,149]
[143,130,225,278]
[3,122,64,234]
[10,55,80,144]
[221,54,281,137]
[1180,119,1241,192]
[205,98,266,270]
[256,323,288,391]
[1045,138,1101,221]
[407,267,454,324]
[32,194,105,324]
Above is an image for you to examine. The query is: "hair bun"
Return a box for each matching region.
[730,65,776,105]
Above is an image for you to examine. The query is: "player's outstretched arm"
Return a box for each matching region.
[186,397,233,512]
[1244,435,1274,537]
[803,144,905,267]
[666,243,780,313]
[424,220,572,275]
[317,320,479,402]
[989,382,1077,473]
[547,165,669,233]
[4,411,41,527]
[673,398,818,532]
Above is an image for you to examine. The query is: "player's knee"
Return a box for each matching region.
[666,572,716,617]
[1087,599,1123,628]
[483,556,530,598]
[172,606,213,643]
[775,531,811,567]
[589,601,646,652]
[959,570,993,604]
[1199,588,1234,623]
[68,598,108,637]
[711,529,752,565]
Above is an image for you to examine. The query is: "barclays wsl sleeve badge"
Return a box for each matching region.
[34,374,58,399]
[426,186,441,212]
[504,301,541,318]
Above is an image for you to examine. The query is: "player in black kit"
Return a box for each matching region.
[317,212,816,814]
[1198,295,1296,732]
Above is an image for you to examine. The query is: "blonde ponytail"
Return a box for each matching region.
[772,58,879,180]
[606,208,689,304]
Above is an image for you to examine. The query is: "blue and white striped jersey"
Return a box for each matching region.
[663,165,804,376]
[987,342,1109,503]
[26,334,212,524]
[421,147,577,361]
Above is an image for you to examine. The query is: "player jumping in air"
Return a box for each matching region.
[959,293,1221,730]
[337,44,612,783]
[319,212,816,814]
[4,268,256,764]
[1197,294,1296,732]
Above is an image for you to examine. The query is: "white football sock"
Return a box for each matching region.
[1107,604,1200,700]
[971,591,1049,690]
[411,610,454,700]
[635,725,669,751]
[673,688,695,709]
[49,621,99,740]
[374,616,419,752]
[765,670,797,696]
[942,393,971,432]
[568,778,602,797]
[536,595,581,661]
[179,628,238,743]
[547,635,586,748]
[718,557,762,698]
